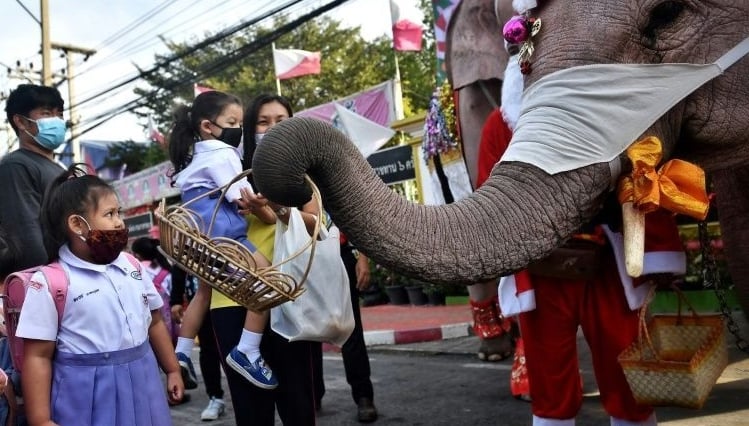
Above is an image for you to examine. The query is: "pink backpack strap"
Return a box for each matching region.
[152,268,170,288]
[39,262,69,326]
[123,252,142,272]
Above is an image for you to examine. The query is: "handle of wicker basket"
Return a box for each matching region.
[267,175,323,287]
[637,285,660,361]
[670,282,700,326]
[637,282,702,361]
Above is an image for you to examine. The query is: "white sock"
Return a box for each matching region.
[237,329,263,361]
[610,413,657,426]
[533,416,575,426]
[175,337,195,355]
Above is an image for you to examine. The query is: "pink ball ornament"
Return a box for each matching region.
[503,15,529,45]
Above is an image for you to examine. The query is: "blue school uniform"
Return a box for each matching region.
[175,139,256,251]
[16,245,171,426]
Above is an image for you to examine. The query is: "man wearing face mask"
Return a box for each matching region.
[0,84,66,270]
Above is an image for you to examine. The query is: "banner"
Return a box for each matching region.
[113,161,179,210]
[296,80,396,127]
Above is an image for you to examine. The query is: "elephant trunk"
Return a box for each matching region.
[253,117,613,284]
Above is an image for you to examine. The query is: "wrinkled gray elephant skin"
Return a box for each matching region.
[253,1,749,317]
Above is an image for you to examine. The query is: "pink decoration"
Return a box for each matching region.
[503,16,529,45]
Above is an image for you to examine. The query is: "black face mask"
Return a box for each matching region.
[211,123,243,148]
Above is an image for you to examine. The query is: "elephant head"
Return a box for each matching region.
[252,1,749,313]
[444,0,510,187]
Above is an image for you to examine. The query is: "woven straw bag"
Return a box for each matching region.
[155,170,321,312]
[618,287,728,409]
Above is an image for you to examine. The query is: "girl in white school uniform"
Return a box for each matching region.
[168,91,279,390]
[17,166,184,426]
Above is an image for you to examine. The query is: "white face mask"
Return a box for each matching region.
[500,37,749,175]
[255,133,266,145]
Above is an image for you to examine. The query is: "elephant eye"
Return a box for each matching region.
[643,1,685,46]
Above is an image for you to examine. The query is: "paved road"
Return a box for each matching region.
[170,331,749,425]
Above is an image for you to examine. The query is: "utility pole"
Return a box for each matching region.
[41,0,52,86]
[51,42,96,163]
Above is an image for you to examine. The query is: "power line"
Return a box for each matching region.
[72,0,353,141]
[74,0,304,109]
[92,0,179,52]
[14,0,40,25]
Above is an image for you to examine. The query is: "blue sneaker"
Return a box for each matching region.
[176,351,198,390]
[225,347,278,389]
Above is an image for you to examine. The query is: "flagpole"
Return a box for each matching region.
[393,49,405,120]
[272,42,282,96]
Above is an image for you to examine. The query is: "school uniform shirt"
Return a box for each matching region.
[16,245,163,354]
[174,139,253,203]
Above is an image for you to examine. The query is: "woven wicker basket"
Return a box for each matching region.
[154,170,321,311]
[618,288,728,409]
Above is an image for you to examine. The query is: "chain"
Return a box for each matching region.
[698,221,749,354]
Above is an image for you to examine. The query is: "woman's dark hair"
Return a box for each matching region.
[241,94,294,170]
[168,90,242,179]
[131,237,171,270]
[40,164,117,261]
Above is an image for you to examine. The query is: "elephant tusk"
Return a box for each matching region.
[622,201,645,277]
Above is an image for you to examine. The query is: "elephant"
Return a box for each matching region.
[444,0,508,189]
[251,0,749,321]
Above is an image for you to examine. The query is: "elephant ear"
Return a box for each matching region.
[445,0,510,90]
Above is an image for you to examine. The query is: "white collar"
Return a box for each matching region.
[194,139,234,152]
[58,244,133,275]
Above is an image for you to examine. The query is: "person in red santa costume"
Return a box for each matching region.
[494,4,688,423]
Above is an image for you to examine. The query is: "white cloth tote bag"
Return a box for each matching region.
[270,208,354,346]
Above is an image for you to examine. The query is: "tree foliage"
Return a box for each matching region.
[104,140,167,174]
[134,5,437,134]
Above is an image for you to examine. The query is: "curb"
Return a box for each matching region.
[323,322,473,351]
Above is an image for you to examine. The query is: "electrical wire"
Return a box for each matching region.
[72,0,353,140]
[14,0,40,25]
[74,0,302,108]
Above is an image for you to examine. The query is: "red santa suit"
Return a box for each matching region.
[476,109,530,398]
[478,106,685,425]
[499,209,685,425]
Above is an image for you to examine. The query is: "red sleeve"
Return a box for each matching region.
[476,109,513,188]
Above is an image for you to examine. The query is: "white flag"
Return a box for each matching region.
[273,48,322,80]
[333,103,395,158]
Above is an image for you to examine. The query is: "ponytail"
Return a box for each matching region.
[168,105,196,180]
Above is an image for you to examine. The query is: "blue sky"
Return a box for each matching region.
[0,0,393,150]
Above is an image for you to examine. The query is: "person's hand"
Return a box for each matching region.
[166,371,185,405]
[0,368,7,394]
[355,255,371,291]
[239,187,270,216]
[171,304,184,323]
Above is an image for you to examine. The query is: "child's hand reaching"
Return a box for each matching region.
[166,371,185,405]
[0,368,7,394]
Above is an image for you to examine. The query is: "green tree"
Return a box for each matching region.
[105,140,167,174]
[134,11,436,131]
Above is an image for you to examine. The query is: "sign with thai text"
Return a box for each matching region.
[366,145,415,185]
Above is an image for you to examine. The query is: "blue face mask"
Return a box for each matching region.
[23,116,67,150]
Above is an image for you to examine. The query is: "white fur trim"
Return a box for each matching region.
[610,413,656,426]
[501,55,524,131]
[498,275,536,316]
[642,251,687,275]
[513,0,538,14]
[533,415,575,426]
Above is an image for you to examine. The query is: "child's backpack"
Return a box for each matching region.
[2,254,142,373]
[2,263,69,374]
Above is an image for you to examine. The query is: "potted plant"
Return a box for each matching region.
[405,281,428,306]
[423,283,446,306]
[371,261,409,305]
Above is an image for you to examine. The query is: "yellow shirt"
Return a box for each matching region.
[210,214,276,310]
